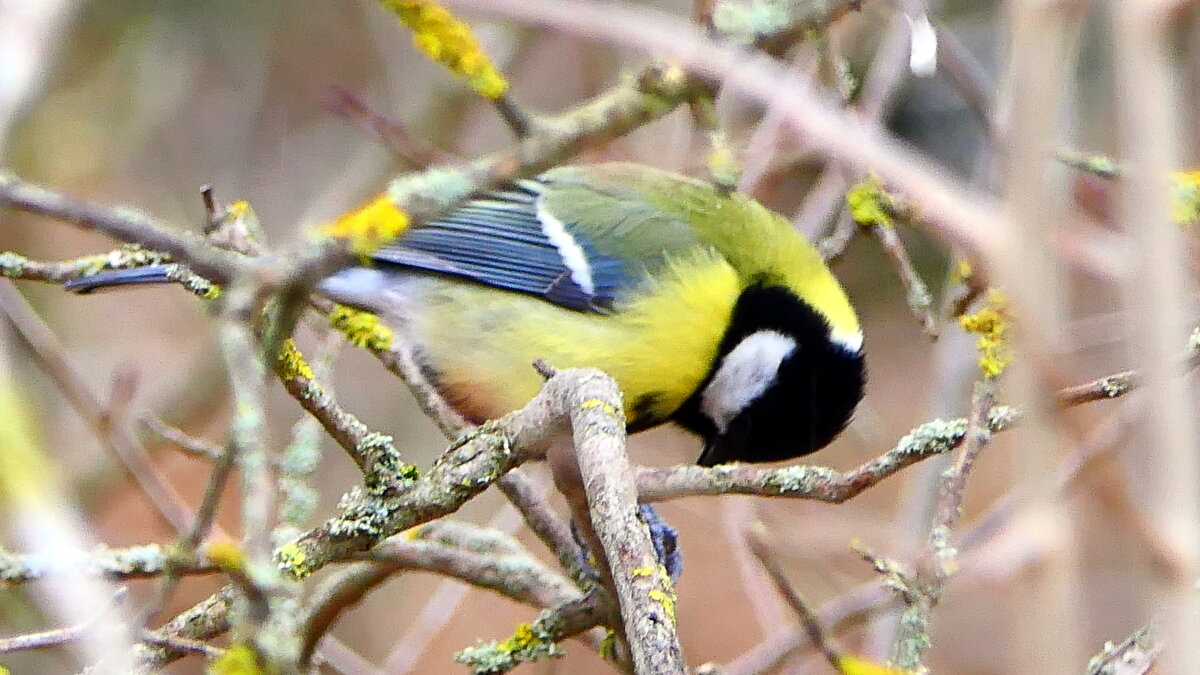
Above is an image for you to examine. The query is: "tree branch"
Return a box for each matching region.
[0,174,253,283]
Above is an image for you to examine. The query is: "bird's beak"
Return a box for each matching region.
[696,436,731,467]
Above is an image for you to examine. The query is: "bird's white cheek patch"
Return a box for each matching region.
[700,330,798,433]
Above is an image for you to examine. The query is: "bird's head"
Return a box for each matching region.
[674,284,866,466]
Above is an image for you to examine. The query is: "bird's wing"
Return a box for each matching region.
[372,169,703,313]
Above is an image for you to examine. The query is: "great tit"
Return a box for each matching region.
[67,163,865,466]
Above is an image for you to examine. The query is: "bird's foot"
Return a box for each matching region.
[569,503,683,583]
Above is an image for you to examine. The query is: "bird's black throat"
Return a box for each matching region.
[671,283,866,466]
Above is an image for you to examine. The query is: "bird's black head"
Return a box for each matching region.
[673,284,866,466]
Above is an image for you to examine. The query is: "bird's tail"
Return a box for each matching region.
[63,265,173,294]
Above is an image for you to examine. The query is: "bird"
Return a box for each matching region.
[66,162,866,466]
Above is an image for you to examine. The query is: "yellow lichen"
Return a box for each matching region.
[205,541,246,571]
[599,629,618,661]
[631,566,655,578]
[706,130,740,190]
[580,398,618,416]
[403,524,432,540]
[380,0,509,99]
[959,291,1012,379]
[1170,170,1200,227]
[951,259,973,284]
[228,200,251,219]
[276,543,312,580]
[648,588,677,624]
[498,623,539,653]
[329,304,395,351]
[455,620,564,670]
[837,654,914,675]
[321,194,410,256]
[847,176,894,229]
[207,643,267,675]
[274,339,314,381]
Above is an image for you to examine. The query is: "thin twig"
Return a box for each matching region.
[217,283,274,567]
[888,377,996,670]
[1087,622,1162,675]
[720,580,887,675]
[0,588,128,654]
[316,635,386,675]
[322,85,458,167]
[493,91,537,138]
[797,10,914,242]
[744,523,842,671]
[137,442,237,627]
[865,220,939,338]
[496,469,587,584]
[1055,370,1137,407]
[934,22,997,143]
[274,344,406,479]
[299,531,579,665]
[0,280,194,533]
[0,174,252,283]
[637,405,1020,503]
[926,379,996,577]
[454,589,609,674]
[308,296,469,437]
[136,631,223,659]
[379,505,536,672]
[0,544,215,584]
[140,417,224,462]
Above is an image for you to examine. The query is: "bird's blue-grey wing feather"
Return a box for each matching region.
[370,180,628,312]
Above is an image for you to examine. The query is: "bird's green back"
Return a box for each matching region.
[541,163,860,343]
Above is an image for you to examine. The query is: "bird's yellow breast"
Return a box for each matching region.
[405,250,741,427]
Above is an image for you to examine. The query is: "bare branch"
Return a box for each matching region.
[298,529,579,665]
[744,523,842,670]
[454,589,608,674]
[322,85,459,167]
[638,405,1019,503]
[0,280,195,533]
[548,369,686,673]
[132,368,626,668]
[497,470,588,583]
[493,91,538,138]
[0,544,214,584]
[0,589,128,655]
[140,417,224,462]
[889,378,996,670]
[1087,623,1162,675]
[0,174,252,283]
[864,219,939,339]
